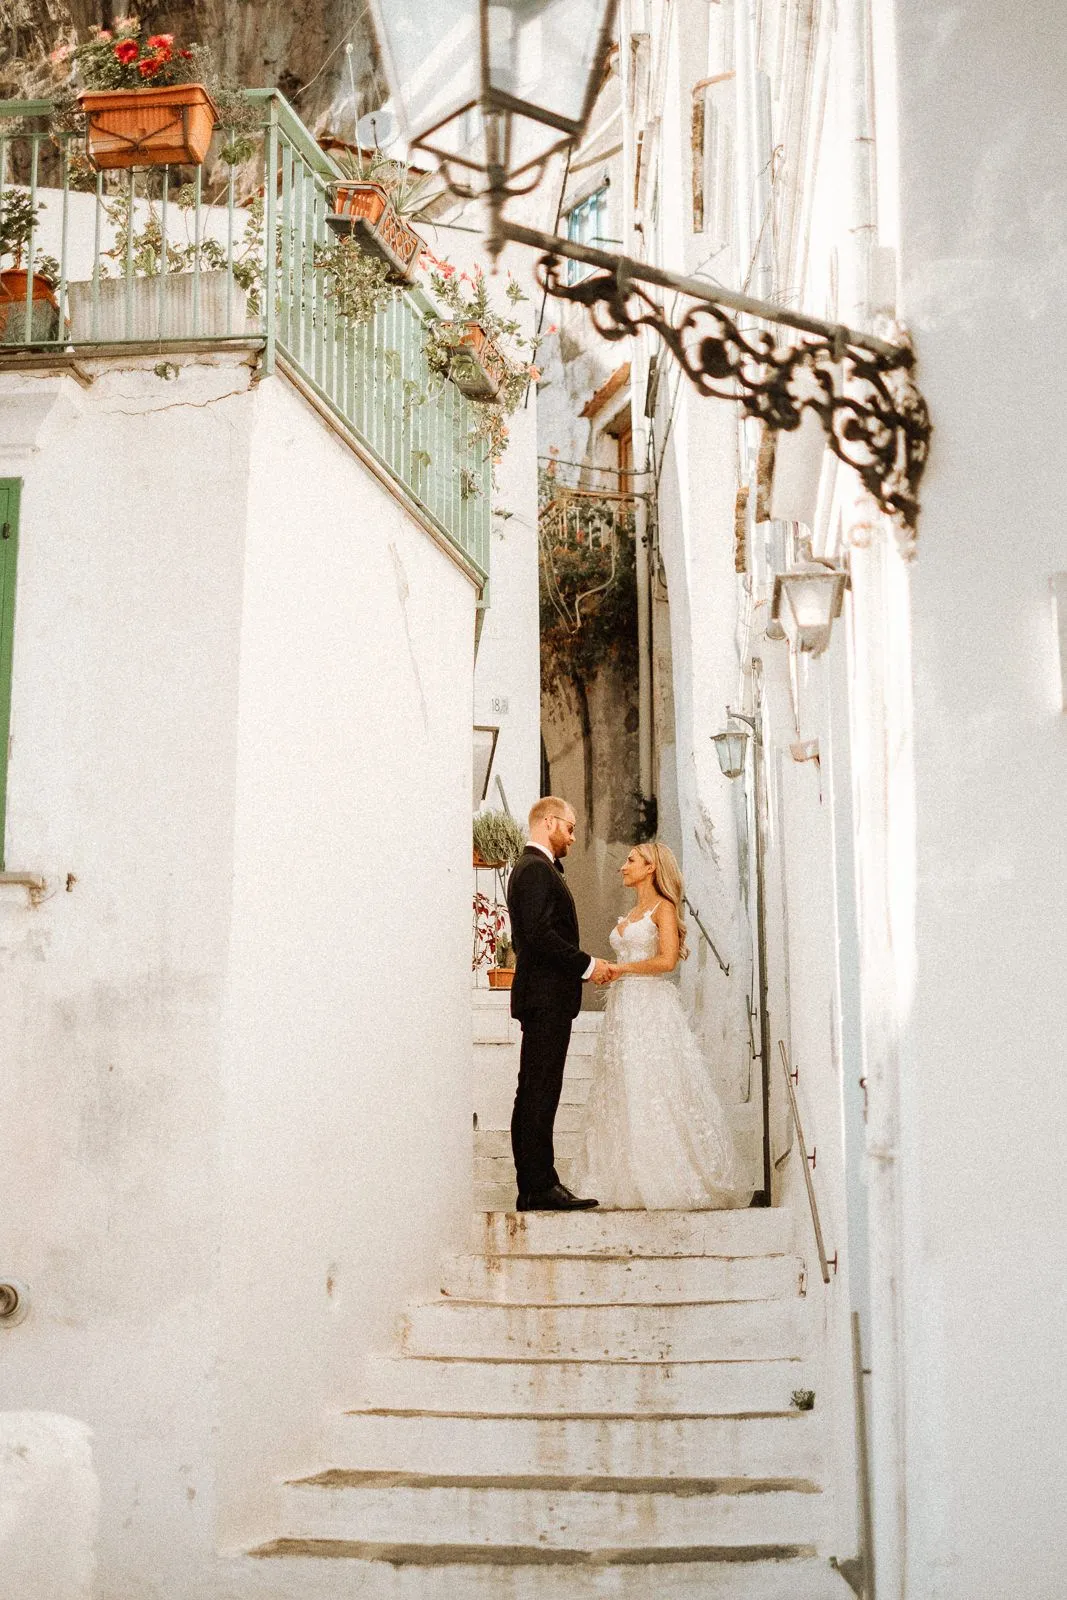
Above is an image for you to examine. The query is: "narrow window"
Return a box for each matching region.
[565,185,609,284]
[0,479,20,869]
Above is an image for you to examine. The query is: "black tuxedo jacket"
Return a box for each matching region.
[506,847,591,1022]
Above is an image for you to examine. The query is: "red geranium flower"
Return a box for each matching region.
[114,38,139,63]
[138,54,163,76]
[179,49,193,59]
[146,33,174,58]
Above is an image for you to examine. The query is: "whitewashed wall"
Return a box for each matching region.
[0,350,479,1593]
[218,374,477,1550]
[888,6,1067,1596]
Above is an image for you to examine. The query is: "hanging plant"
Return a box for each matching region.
[538,457,639,697]
[472,809,526,870]
[313,234,397,325]
[423,257,541,470]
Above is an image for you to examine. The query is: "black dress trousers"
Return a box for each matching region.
[506,847,592,1197]
[511,1004,573,1195]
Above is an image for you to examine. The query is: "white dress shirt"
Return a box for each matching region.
[526,840,597,980]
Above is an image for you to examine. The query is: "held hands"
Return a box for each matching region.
[591,960,623,986]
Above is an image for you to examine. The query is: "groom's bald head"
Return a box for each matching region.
[529,796,577,858]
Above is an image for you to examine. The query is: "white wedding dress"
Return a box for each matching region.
[568,908,752,1210]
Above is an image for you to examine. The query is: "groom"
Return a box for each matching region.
[506,796,610,1212]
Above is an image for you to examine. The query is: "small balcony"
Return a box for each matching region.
[0,90,490,580]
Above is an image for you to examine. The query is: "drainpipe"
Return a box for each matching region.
[620,0,654,811]
[838,1,908,1596]
[634,449,653,808]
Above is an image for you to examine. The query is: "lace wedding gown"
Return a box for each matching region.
[568,909,752,1210]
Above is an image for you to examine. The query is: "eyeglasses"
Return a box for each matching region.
[549,817,576,834]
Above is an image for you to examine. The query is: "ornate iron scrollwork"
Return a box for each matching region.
[535,254,932,535]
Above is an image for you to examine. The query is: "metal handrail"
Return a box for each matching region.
[0,92,491,578]
[682,895,729,976]
[778,1039,834,1284]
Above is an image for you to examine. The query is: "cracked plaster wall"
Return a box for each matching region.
[0,350,477,1595]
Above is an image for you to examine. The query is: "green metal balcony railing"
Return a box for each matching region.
[0,90,490,578]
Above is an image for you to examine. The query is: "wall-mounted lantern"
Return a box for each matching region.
[770,565,848,656]
[712,709,758,779]
[712,727,748,779]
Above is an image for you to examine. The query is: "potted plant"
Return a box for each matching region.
[473,891,508,975]
[437,319,509,402]
[325,150,432,284]
[488,934,516,989]
[424,260,541,467]
[472,809,526,871]
[0,190,60,344]
[67,186,264,341]
[51,20,220,170]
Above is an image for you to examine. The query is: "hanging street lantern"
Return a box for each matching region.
[367,0,620,256]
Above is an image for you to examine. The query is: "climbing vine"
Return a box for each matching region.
[538,461,639,698]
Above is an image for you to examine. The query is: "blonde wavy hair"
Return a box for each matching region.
[634,842,688,959]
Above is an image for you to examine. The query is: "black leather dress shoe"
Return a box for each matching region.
[517,1183,598,1211]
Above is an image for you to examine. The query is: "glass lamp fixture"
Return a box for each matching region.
[770,566,848,656]
[712,727,749,780]
[367,0,620,253]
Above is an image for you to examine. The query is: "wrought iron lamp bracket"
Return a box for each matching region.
[521,238,931,539]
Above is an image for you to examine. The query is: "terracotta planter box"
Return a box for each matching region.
[442,320,508,403]
[325,181,422,283]
[487,967,515,989]
[0,269,59,344]
[79,83,219,170]
[473,848,506,869]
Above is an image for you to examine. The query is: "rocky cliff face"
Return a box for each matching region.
[1,0,381,136]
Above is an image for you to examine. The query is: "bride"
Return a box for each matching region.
[569,842,752,1211]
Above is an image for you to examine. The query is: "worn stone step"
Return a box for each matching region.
[357,1353,815,1417]
[469,1208,793,1259]
[273,1471,827,1550]
[436,1251,806,1305]
[475,1129,581,1162]
[563,1029,599,1056]
[328,1409,823,1481]
[399,1298,806,1363]
[244,1548,856,1599]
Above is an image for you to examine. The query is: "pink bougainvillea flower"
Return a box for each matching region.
[114,38,139,62]
[49,42,73,63]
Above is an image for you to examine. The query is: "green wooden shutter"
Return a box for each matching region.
[0,479,21,871]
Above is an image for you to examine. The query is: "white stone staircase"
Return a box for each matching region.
[248,997,853,1596]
